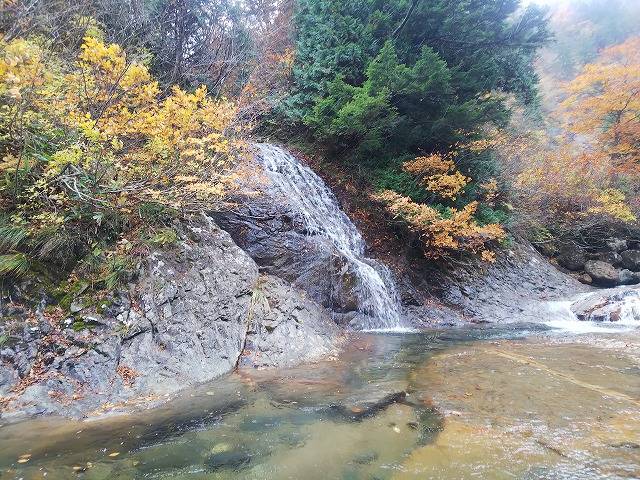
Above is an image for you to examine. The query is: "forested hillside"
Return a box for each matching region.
[1,0,639,292]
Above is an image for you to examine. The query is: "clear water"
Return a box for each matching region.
[2,323,640,480]
[256,143,403,330]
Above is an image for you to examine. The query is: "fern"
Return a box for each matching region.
[103,256,133,290]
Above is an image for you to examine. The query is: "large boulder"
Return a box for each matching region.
[621,250,640,271]
[557,247,586,271]
[584,260,620,287]
[118,217,260,394]
[1,216,342,421]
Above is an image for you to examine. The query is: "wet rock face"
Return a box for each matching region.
[406,243,586,324]
[212,188,363,316]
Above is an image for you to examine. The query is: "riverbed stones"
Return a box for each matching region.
[621,250,640,271]
[571,288,640,322]
[557,248,586,271]
[584,260,619,287]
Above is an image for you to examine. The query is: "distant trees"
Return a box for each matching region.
[562,36,640,176]
[0,0,293,98]
[541,0,640,80]
[497,36,640,250]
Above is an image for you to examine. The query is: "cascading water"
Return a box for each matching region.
[255,143,404,330]
[545,287,640,333]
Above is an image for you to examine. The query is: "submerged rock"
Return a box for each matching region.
[205,450,253,471]
[331,382,408,421]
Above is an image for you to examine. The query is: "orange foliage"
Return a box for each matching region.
[374,190,505,261]
[403,153,469,200]
[561,36,640,174]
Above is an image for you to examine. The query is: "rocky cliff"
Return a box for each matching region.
[0,217,341,421]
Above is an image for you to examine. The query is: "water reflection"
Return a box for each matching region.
[1,325,639,479]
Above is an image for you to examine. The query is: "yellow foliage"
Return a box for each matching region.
[0,35,246,215]
[403,153,469,200]
[587,189,637,223]
[561,36,640,174]
[373,190,505,261]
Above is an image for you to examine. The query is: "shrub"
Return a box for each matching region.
[0,32,247,286]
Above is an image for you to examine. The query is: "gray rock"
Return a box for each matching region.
[557,247,586,271]
[205,450,252,471]
[577,273,593,285]
[607,238,628,253]
[599,251,623,266]
[584,260,620,287]
[1,215,347,422]
[239,275,341,369]
[332,383,408,421]
[621,250,640,271]
[619,269,640,286]
[118,218,259,397]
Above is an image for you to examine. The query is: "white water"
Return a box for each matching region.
[545,288,640,334]
[255,143,404,330]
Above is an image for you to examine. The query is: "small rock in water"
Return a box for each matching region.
[205,450,252,471]
[209,443,231,455]
[352,451,379,465]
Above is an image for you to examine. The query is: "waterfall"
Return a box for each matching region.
[255,143,404,330]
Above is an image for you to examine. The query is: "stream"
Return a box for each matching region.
[1,319,640,480]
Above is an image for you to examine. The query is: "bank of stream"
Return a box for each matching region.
[1,318,639,480]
